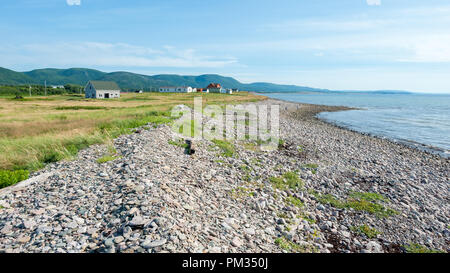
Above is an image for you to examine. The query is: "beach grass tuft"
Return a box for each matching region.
[0,170,29,189]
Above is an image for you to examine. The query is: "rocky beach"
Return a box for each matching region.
[0,98,448,253]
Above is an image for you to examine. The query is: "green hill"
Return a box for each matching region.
[0,67,36,85]
[0,67,328,92]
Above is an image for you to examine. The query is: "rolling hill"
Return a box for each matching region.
[0,67,328,92]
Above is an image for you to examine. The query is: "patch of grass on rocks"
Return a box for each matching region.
[97,155,120,164]
[310,190,398,218]
[0,169,29,189]
[270,171,304,191]
[275,237,317,253]
[212,139,236,157]
[310,190,347,209]
[350,225,381,239]
[302,163,319,174]
[349,191,388,203]
[230,186,255,199]
[285,196,304,208]
[403,243,444,253]
[298,214,316,224]
[168,139,189,149]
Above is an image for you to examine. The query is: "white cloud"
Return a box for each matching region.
[366,0,381,6]
[0,42,237,69]
[66,0,81,6]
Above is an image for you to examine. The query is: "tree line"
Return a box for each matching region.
[0,84,84,96]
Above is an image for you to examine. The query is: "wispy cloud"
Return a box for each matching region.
[0,42,237,69]
[66,0,81,6]
[366,0,381,6]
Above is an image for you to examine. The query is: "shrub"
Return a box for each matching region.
[0,170,29,189]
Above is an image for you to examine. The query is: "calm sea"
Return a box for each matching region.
[261,92,450,157]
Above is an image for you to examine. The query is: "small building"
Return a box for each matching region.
[85,81,121,99]
[232,88,239,93]
[196,88,209,93]
[207,83,224,93]
[159,86,193,93]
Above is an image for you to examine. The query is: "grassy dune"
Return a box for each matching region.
[0,92,265,177]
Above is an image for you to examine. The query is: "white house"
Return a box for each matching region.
[85,81,121,99]
[159,86,193,93]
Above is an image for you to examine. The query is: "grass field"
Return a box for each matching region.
[0,92,265,176]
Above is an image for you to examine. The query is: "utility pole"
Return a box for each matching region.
[29,85,31,97]
[44,80,47,96]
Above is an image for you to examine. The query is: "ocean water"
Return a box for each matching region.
[262,92,450,157]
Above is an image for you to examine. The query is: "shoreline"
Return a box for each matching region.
[264,95,449,159]
[0,96,449,253]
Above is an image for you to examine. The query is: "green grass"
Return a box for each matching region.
[303,163,318,169]
[285,196,304,208]
[98,111,173,138]
[270,171,304,191]
[297,213,316,224]
[403,243,444,253]
[311,190,398,218]
[240,164,252,172]
[312,192,347,209]
[350,225,381,239]
[303,163,318,174]
[168,139,189,149]
[211,139,236,157]
[97,155,120,164]
[275,237,317,253]
[230,186,254,199]
[349,191,388,203]
[0,92,265,186]
[0,170,29,189]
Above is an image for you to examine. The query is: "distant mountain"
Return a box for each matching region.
[0,67,412,94]
[0,67,329,92]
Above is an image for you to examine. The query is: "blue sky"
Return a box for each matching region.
[1,0,450,93]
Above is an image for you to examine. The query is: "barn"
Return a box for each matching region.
[85,81,121,99]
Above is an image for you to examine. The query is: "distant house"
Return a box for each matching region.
[85,81,121,99]
[159,86,193,93]
[207,83,224,93]
[196,88,209,93]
